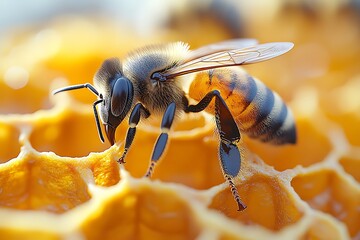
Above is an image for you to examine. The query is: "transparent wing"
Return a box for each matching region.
[186,38,258,62]
[164,42,294,79]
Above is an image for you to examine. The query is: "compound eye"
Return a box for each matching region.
[111,77,133,117]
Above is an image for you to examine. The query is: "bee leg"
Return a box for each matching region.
[145,102,176,177]
[118,103,150,164]
[220,142,247,211]
[186,90,246,211]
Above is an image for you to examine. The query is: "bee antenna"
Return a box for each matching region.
[93,99,105,143]
[52,83,100,97]
[53,83,105,143]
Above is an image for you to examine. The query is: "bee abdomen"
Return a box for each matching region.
[188,68,296,145]
[237,76,296,145]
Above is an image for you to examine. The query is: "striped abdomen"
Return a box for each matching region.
[188,67,296,145]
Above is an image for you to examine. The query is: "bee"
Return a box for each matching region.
[53,39,296,211]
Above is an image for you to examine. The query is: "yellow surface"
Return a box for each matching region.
[1,4,360,240]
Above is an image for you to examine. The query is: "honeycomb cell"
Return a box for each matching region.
[81,181,201,240]
[245,116,332,171]
[340,154,360,183]
[0,152,91,213]
[209,157,304,231]
[303,215,350,240]
[29,107,108,157]
[291,170,360,238]
[0,122,21,163]
[120,113,225,190]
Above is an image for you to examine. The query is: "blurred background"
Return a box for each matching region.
[1,0,360,107]
[0,0,360,162]
[1,1,360,237]
[1,0,359,109]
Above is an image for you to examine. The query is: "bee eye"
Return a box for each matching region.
[110,77,134,117]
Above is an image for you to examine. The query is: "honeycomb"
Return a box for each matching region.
[1,3,360,240]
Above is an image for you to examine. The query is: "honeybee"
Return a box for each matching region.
[53,39,296,211]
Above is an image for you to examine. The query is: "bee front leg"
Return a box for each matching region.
[145,102,176,178]
[119,103,150,164]
[186,90,246,211]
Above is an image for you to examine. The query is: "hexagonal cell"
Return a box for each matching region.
[0,122,21,163]
[81,183,201,240]
[245,116,332,171]
[339,155,360,183]
[209,174,304,231]
[291,169,360,238]
[121,114,224,190]
[0,153,91,213]
[302,215,350,240]
[29,108,108,157]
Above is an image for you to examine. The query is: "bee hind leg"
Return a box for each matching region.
[220,142,247,211]
[144,102,176,177]
[118,103,150,164]
[185,90,246,211]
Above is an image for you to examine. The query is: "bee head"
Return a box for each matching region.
[94,58,134,145]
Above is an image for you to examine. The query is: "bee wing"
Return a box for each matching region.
[164,42,294,79]
[186,38,258,62]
